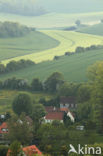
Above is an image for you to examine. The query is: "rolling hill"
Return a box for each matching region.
[1,30,103,65]
[0,48,103,83]
[0,31,59,62]
[77,23,103,36]
[0,12,103,29]
[38,0,103,14]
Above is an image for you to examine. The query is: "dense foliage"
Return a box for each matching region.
[0,22,35,38]
[0,59,35,74]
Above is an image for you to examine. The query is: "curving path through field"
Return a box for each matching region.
[2,30,103,64]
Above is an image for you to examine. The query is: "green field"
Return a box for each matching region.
[0,12,103,28]
[2,30,103,64]
[0,90,52,114]
[78,23,103,36]
[0,48,103,83]
[0,31,59,62]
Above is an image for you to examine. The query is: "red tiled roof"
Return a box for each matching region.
[45,111,64,120]
[0,122,8,134]
[7,145,42,156]
[23,145,42,156]
[60,96,76,104]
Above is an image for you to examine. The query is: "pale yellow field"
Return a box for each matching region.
[2,30,103,64]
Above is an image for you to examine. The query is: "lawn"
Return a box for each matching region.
[1,48,103,83]
[0,31,59,62]
[0,12,103,28]
[2,30,103,64]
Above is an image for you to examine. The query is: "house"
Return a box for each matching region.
[0,122,8,134]
[7,145,42,156]
[44,111,64,123]
[60,96,77,109]
[44,106,75,123]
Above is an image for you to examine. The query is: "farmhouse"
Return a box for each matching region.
[60,96,77,109]
[44,111,64,123]
[44,106,75,123]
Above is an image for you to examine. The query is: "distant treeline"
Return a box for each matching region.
[54,45,103,60]
[0,59,35,74]
[0,72,64,93]
[0,0,46,16]
[0,22,35,38]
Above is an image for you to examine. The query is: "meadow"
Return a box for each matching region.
[0,31,59,62]
[0,12,103,28]
[0,90,52,114]
[78,23,103,36]
[1,48,103,83]
[2,30,103,64]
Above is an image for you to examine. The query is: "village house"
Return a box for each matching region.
[60,96,77,109]
[0,122,8,135]
[44,106,75,123]
[44,111,64,123]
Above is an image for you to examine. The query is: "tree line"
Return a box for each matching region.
[54,45,103,60]
[0,22,35,38]
[0,0,46,16]
[0,59,35,75]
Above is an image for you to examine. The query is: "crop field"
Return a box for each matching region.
[0,90,52,114]
[2,30,103,65]
[1,48,103,83]
[0,31,59,62]
[77,23,103,36]
[0,12,103,28]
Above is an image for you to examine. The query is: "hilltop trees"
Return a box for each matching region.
[0,59,35,74]
[0,0,46,16]
[0,22,35,38]
[75,20,81,26]
[12,93,32,115]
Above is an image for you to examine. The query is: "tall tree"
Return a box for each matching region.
[7,114,33,145]
[88,61,103,133]
[31,78,43,91]
[44,72,64,93]
[12,93,32,115]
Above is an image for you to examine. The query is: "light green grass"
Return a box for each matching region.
[0,31,59,62]
[2,30,103,64]
[0,90,52,114]
[1,48,103,83]
[77,23,103,36]
[0,12,103,28]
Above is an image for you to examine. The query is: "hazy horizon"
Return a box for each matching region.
[0,0,103,16]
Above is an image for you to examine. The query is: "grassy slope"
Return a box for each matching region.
[77,23,103,36]
[0,12,103,28]
[0,31,59,62]
[0,48,103,83]
[0,90,52,114]
[2,30,103,64]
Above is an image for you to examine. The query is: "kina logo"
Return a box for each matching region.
[68,144,102,155]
